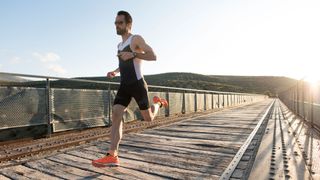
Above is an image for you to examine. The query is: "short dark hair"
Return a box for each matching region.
[117,11,132,24]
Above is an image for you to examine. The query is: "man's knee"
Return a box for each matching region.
[112,105,125,119]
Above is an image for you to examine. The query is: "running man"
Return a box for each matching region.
[92,11,168,167]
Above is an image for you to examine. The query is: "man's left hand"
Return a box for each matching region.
[117,52,135,61]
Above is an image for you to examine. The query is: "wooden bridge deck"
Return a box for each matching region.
[0,99,274,179]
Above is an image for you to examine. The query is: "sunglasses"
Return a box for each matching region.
[114,21,124,25]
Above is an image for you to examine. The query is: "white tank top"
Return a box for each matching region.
[117,35,143,85]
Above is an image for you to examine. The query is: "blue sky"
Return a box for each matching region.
[1,0,320,82]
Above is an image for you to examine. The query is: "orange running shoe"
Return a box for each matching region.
[153,96,169,108]
[92,153,120,167]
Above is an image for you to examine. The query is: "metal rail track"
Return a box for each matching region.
[219,99,275,179]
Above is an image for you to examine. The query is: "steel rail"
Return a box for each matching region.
[219,99,275,180]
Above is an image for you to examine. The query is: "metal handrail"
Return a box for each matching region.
[0,72,262,96]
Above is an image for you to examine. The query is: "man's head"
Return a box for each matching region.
[115,11,132,35]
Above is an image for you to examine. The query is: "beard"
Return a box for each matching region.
[116,28,126,35]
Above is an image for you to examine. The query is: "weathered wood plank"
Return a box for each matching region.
[121,133,241,154]
[120,139,235,157]
[166,123,257,131]
[0,172,24,180]
[66,148,219,180]
[141,129,249,142]
[127,133,243,148]
[0,174,11,180]
[84,143,230,174]
[153,126,253,135]
[24,158,111,179]
[1,164,60,180]
[47,153,160,180]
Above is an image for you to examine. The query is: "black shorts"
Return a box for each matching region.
[113,79,150,110]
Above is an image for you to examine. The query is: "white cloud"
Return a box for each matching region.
[33,52,60,62]
[47,64,67,75]
[0,64,2,69]
[31,51,67,75]
[10,57,21,64]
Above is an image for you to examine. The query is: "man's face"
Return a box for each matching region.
[115,15,129,35]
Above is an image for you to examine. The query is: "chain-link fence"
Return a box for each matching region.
[278,80,320,131]
[0,72,268,135]
[0,87,47,129]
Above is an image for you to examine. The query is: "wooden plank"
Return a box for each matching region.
[121,133,241,154]
[128,133,243,148]
[89,138,237,160]
[151,126,252,136]
[166,119,260,126]
[47,153,160,180]
[120,139,235,157]
[141,129,249,142]
[84,144,230,175]
[66,148,219,180]
[24,158,111,180]
[1,165,59,180]
[166,123,257,130]
[0,174,11,180]
[156,125,254,134]
[0,172,23,180]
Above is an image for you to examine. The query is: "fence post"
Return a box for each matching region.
[217,94,220,108]
[204,93,207,111]
[302,81,305,119]
[182,91,186,114]
[108,84,111,127]
[194,92,197,112]
[232,94,235,106]
[296,86,299,114]
[227,94,229,107]
[212,93,214,109]
[166,91,170,117]
[46,78,52,137]
[222,94,225,107]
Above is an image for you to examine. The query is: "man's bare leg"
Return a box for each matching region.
[140,103,161,121]
[108,104,126,156]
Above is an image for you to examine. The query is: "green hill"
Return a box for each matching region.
[77,72,296,96]
[0,72,296,96]
[144,73,296,96]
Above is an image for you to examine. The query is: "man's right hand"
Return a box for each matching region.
[107,71,116,78]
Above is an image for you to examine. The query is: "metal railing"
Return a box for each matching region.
[0,72,267,137]
[278,79,320,131]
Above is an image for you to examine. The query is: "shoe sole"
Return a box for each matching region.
[92,162,120,167]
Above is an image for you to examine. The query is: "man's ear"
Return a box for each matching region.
[127,23,132,30]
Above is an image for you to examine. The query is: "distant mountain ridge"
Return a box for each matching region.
[81,72,296,96]
[0,72,296,96]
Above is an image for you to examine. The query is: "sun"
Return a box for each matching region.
[304,76,320,92]
[305,76,319,84]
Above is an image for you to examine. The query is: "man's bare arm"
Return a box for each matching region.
[132,35,156,61]
[113,67,120,73]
